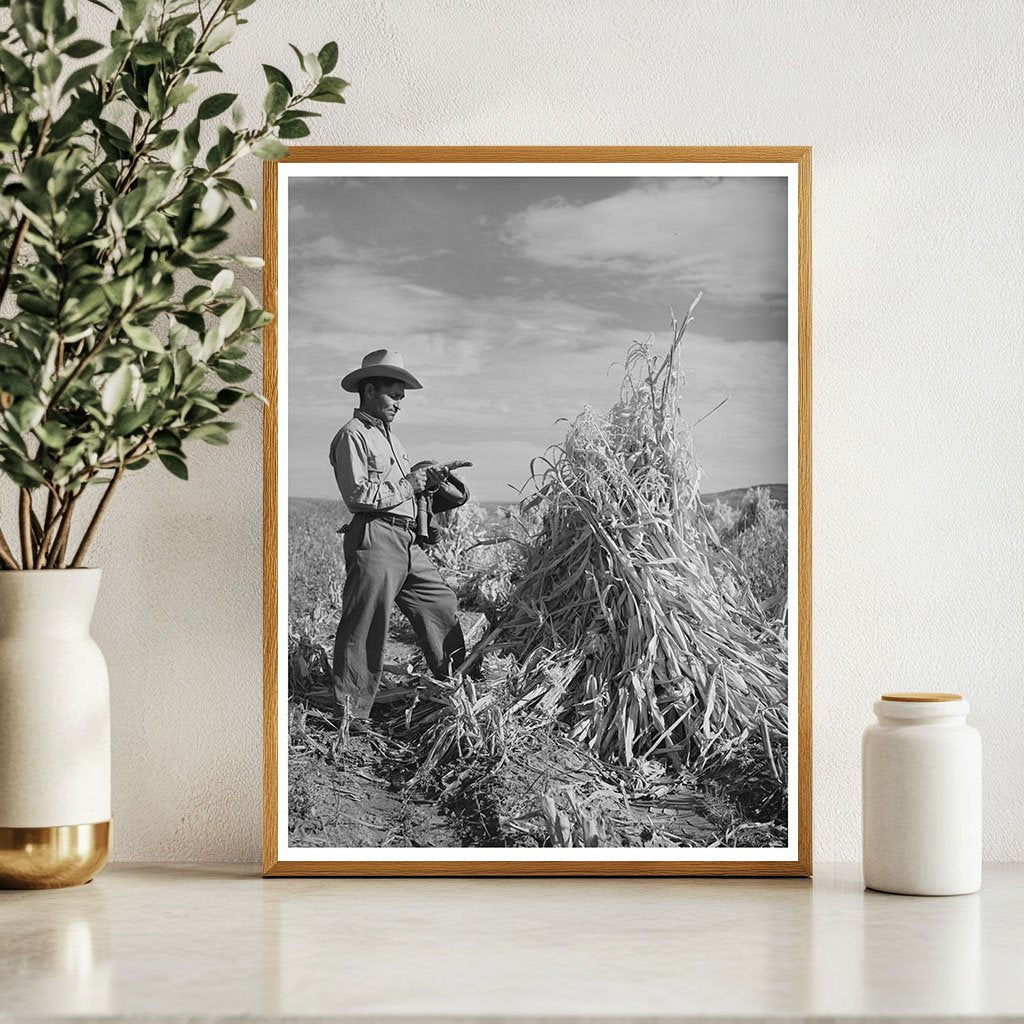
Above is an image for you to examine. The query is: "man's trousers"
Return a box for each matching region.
[332,514,466,719]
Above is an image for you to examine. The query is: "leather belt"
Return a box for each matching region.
[353,511,415,530]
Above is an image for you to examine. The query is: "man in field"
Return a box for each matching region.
[329,349,467,729]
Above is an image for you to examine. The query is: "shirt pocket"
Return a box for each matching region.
[367,453,387,479]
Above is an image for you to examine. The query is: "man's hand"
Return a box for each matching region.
[424,465,447,490]
[406,467,429,495]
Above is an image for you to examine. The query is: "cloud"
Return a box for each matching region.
[292,235,453,268]
[285,261,787,498]
[286,250,630,388]
[503,177,787,307]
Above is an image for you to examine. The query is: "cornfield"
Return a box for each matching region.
[288,294,791,846]
[429,294,789,822]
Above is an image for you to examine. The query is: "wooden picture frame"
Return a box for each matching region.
[263,147,812,876]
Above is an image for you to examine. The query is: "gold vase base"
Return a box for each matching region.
[0,821,110,889]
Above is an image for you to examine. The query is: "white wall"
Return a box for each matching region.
[76,0,1024,862]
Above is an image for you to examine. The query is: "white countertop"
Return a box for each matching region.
[1,863,1022,1021]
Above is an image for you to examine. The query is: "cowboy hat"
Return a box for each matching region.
[340,349,423,392]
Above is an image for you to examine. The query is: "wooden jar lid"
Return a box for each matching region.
[881,692,962,702]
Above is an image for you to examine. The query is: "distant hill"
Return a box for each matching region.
[701,484,788,510]
[293,486,789,515]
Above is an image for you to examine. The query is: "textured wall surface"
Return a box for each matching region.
[68,1,1024,862]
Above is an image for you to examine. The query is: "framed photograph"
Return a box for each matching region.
[263,147,811,876]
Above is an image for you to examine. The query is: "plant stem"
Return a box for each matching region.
[70,466,124,568]
[0,527,19,570]
[18,489,34,569]
[29,506,43,547]
[36,486,66,566]
[42,482,56,532]
[45,491,79,569]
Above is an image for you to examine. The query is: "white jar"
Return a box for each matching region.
[862,692,981,896]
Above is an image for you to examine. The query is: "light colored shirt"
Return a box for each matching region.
[329,409,416,519]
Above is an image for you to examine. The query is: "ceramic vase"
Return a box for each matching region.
[0,569,111,888]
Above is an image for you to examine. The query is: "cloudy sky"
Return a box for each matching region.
[286,174,789,502]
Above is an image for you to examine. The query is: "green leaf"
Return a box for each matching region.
[10,1,44,51]
[168,118,200,170]
[101,364,133,414]
[58,14,79,41]
[226,0,257,11]
[158,451,188,479]
[121,0,152,33]
[98,118,132,148]
[198,91,236,119]
[102,277,134,308]
[132,42,168,66]
[34,421,70,449]
[176,311,206,333]
[0,50,33,86]
[61,62,97,96]
[251,137,287,160]
[63,38,104,58]
[181,365,206,391]
[10,399,45,432]
[0,346,30,370]
[215,388,246,408]
[112,406,151,435]
[154,429,182,453]
[123,321,164,353]
[195,186,227,228]
[310,88,345,104]
[173,26,196,65]
[318,41,339,75]
[262,64,292,95]
[96,43,128,81]
[300,50,321,80]
[113,187,148,228]
[156,359,173,391]
[42,0,67,33]
[18,293,58,317]
[182,285,211,310]
[61,202,96,240]
[215,362,251,383]
[166,82,199,107]
[0,421,30,456]
[190,422,230,445]
[62,288,108,326]
[264,81,288,117]
[38,51,62,86]
[319,75,349,93]
[278,120,310,140]
[217,296,246,339]
[149,128,177,149]
[203,15,236,54]
[210,269,233,294]
[2,456,46,487]
[147,74,166,118]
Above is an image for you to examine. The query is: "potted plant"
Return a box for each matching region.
[0,0,343,887]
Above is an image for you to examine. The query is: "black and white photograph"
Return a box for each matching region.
[267,151,810,874]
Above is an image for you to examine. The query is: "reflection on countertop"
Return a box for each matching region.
[1,863,1021,1020]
